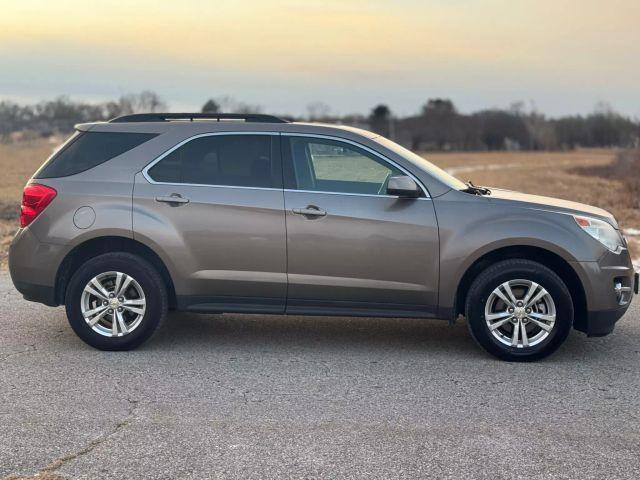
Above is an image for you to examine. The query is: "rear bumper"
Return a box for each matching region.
[8,227,66,306]
[11,279,57,306]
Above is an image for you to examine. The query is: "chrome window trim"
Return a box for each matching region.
[284,189,431,201]
[282,133,431,198]
[141,131,280,189]
[141,130,431,198]
[142,181,282,192]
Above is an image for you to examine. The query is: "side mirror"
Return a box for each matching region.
[386,175,421,198]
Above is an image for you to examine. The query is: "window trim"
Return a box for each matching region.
[281,133,430,199]
[142,131,431,198]
[141,131,282,191]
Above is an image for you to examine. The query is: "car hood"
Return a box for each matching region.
[487,188,618,228]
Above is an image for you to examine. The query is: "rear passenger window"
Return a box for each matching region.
[147,134,277,188]
[35,131,158,178]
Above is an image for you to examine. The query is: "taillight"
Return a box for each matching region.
[20,184,57,228]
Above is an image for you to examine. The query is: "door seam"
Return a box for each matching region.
[279,132,290,313]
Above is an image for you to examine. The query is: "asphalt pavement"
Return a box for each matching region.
[1,272,639,479]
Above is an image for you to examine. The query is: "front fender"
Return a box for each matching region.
[433,191,606,312]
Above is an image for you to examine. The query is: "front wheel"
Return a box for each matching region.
[65,252,168,350]
[465,259,573,361]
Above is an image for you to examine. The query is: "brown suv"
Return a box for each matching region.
[8,113,638,360]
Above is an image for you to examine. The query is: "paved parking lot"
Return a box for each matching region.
[1,271,639,479]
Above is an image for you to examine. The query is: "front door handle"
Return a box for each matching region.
[292,205,327,217]
[155,193,190,205]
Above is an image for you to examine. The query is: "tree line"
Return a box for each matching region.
[366,99,639,151]
[0,91,167,138]
[1,92,638,151]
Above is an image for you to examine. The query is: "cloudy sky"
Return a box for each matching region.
[1,0,638,117]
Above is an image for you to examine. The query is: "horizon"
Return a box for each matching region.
[1,93,636,121]
[1,0,639,118]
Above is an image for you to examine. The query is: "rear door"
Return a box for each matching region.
[282,134,440,317]
[132,132,287,313]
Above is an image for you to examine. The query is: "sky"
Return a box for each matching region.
[1,0,639,117]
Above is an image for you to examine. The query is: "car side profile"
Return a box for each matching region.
[9,113,638,361]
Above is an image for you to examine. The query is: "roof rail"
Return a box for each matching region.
[109,113,289,124]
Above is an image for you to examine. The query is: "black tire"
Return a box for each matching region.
[65,252,168,350]
[465,259,573,362]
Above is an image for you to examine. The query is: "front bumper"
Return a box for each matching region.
[582,306,632,337]
[571,250,636,337]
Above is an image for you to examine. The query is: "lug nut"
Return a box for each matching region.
[118,297,124,302]
[117,307,123,312]
[102,300,108,306]
[508,307,514,313]
[109,293,115,298]
[525,308,531,313]
[108,309,113,314]
[516,301,523,307]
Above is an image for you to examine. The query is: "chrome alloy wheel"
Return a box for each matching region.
[484,279,556,348]
[80,271,146,337]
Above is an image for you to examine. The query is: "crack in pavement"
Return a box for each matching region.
[0,344,37,363]
[2,398,139,480]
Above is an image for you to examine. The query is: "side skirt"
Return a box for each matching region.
[176,295,438,318]
[177,295,285,314]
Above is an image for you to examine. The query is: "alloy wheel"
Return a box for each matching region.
[484,279,556,348]
[80,271,146,337]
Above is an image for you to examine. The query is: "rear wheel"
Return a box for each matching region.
[65,252,167,350]
[465,259,573,361]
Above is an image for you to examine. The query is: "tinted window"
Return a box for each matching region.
[286,137,403,195]
[36,131,157,178]
[147,135,276,188]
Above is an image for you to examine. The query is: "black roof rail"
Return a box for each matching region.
[109,113,289,124]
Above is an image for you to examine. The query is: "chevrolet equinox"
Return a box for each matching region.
[9,113,638,361]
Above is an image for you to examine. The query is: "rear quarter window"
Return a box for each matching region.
[35,131,158,178]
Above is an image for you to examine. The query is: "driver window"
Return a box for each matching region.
[288,137,402,195]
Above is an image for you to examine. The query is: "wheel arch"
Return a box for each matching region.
[453,245,587,324]
[55,236,177,309]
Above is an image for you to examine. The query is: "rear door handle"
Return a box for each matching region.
[292,206,327,217]
[155,194,190,205]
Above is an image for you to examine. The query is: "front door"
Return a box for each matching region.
[132,132,287,313]
[282,135,440,317]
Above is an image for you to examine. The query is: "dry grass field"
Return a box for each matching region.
[0,139,638,269]
[429,149,640,260]
[430,149,640,225]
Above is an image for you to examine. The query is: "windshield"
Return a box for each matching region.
[374,136,468,191]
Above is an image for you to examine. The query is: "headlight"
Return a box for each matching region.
[574,215,624,252]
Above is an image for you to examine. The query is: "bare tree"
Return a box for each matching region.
[214,95,262,114]
[306,102,331,121]
[117,91,167,114]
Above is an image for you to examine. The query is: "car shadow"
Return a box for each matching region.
[144,311,483,358]
[142,309,640,365]
[44,304,638,364]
